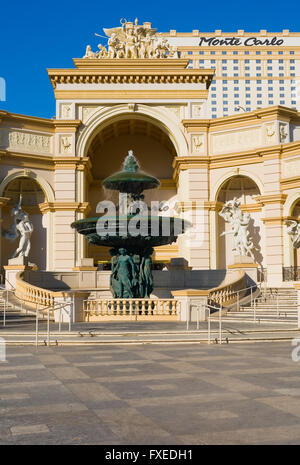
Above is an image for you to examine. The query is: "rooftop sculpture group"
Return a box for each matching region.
[83,18,179,60]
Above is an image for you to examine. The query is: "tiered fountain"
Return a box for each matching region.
[71,151,186,299]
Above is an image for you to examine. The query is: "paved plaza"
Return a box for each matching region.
[0,341,300,444]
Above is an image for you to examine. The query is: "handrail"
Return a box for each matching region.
[0,273,16,291]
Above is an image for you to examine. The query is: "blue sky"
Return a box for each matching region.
[0,0,299,118]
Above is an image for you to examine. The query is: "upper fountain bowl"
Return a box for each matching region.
[102,151,160,195]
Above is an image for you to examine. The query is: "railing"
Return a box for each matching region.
[15,272,55,307]
[84,298,179,320]
[208,272,246,306]
[283,266,300,281]
[257,268,267,283]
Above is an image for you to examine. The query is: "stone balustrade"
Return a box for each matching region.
[15,272,55,307]
[84,298,179,321]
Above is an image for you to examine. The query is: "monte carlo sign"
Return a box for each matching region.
[198,36,284,46]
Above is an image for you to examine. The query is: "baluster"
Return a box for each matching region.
[141,300,146,316]
[171,300,177,315]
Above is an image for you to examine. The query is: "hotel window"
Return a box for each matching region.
[245,66,250,70]
[256,66,261,70]
[210,51,215,55]
[257,93,262,97]
[256,51,261,55]
[279,73,284,76]
[279,59,283,63]
[279,51,283,54]
[234,73,239,76]
[256,59,261,63]
[212,80,216,83]
[291,87,296,90]
[267,60,272,63]
[245,73,250,76]
[280,101,285,104]
[269,100,274,104]
[212,115,217,118]
[222,66,227,70]
[268,93,273,97]
[279,87,284,90]
[291,80,296,83]
[223,94,228,98]
[199,66,204,69]
[223,80,228,84]
[234,87,239,90]
[257,100,262,104]
[223,101,228,105]
[234,80,239,84]
[199,59,204,63]
[267,51,272,55]
[279,80,284,84]
[280,93,284,97]
[290,51,295,54]
[291,93,296,97]
[292,100,297,104]
[267,66,272,70]
[245,51,249,54]
[257,80,262,84]
[268,87,273,90]
[222,59,227,63]
[256,73,261,76]
[267,73,272,76]
[222,51,227,55]
[246,100,250,105]
[212,101,217,105]
[222,73,227,76]
[290,66,295,70]
[246,80,250,84]
[234,100,239,104]
[245,59,249,63]
[257,87,262,91]
[234,93,239,97]
[211,93,216,98]
[234,59,238,63]
[223,86,228,90]
[290,59,295,63]
[211,59,216,63]
[211,86,216,90]
[234,66,238,70]
[199,51,204,55]
[233,51,238,55]
[279,66,284,70]
[188,51,193,55]
[291,73,295,76]
[268,80,273,83]
[246,108,251,111]
[246,93,251,98]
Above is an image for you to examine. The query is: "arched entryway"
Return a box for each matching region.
[216,175,263,268]
[289,198,300,269]
[84,115,179,263]
[1,177,47,270]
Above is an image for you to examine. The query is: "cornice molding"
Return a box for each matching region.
[39,201,90,214]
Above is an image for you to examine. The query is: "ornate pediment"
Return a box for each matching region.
[83,18,180,60]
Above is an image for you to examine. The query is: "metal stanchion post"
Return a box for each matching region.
[250,287,253,308]
[196,307,199,330]
[237,291,240,311]
[47,308,50,347]
[219,299,222,344]
[254,298,256,322]
[208,307,211,344]
[59,307,62,332]
[277,293,279,319]
[35,304,39,348]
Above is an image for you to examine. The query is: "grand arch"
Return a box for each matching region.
[76,104,189,159]
[77,107,181,264]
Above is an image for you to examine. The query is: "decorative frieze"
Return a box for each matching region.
[211,127,261,155]
[0,129,52,154]
[191,134,205,154]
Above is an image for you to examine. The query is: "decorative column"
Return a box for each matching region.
[173,156,210,269]
[255,194,287,286]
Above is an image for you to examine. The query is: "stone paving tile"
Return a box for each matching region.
[0,402,88,417]
[48,366,90,380]
[10,424,50,436]
[66,382,121,402]
[0,393,30,401]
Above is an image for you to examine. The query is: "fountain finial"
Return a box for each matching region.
[123,150,139,173]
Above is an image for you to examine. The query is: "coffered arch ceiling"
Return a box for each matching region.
[87,118,177,180]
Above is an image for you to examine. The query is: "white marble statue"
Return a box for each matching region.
[219,198,255,259]
[85,18,175,60]
[3,195,34,258]
[285,220,300,248]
